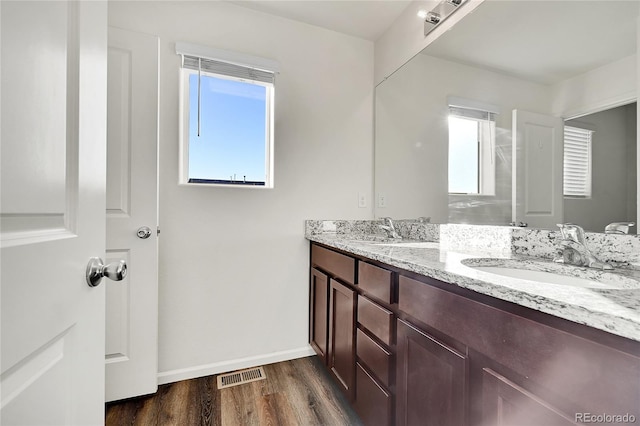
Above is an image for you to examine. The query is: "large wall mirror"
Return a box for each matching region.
[375,0,639,233]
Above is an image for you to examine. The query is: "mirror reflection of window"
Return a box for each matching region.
[448,106,496,195]
[563,126,593,198]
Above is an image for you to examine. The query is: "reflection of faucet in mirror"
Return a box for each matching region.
[554,223,613,270]
[605,222,635,234]
[379,217,402,240]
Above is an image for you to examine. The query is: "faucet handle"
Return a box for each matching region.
[605,222,635,234]
[556,223,586,244]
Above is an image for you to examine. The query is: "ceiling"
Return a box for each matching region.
[423,0,640,85]
[227,0,412,41]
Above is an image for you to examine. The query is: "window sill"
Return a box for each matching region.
[179,180,273,189]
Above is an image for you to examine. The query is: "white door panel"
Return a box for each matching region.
[105,27,159,402]
[1,1,107,424]
[512,109,564,229]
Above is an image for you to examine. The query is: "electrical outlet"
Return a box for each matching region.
[377,193,387,208]
[358,192,367,208]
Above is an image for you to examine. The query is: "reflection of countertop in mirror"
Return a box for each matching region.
[306,233,640,343]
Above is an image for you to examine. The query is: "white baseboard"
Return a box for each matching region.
[157,346,316,385]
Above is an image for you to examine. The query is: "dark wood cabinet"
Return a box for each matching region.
[309,268,329,364]
[358,294,393,346]
[358,261,393,304]
[309,242,640,426]
[396,319,468,426]
[311,244,355,284]
[481,368,577,426]
[355,362,393,426]
[355,294,395,426]
[328,278,357,401]
[310,245,358,402]
[397,275,640,423]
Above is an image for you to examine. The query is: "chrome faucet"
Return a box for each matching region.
[379,217,402,239]
[605,222,635,234]
[417,216,431,224]
[554,223,612,270]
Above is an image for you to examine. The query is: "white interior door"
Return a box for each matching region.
[105,27,159,402]
[1,2,108,424]
[512,109,564,229]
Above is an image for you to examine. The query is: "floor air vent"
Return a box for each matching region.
[216,366,266,389]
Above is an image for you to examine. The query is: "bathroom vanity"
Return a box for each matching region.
[307,226,640,426]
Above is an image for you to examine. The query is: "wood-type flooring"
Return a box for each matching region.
[105,356,363,426]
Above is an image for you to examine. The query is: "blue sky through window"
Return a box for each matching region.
[188,73,267,183]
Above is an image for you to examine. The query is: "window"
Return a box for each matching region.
[448,106,496,195]
[177,43,278,187]
[563,126,592,198]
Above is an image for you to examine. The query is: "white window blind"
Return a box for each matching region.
[563,126,592,197]
[181,55,276,85]
[176,41,280,81]
[449,106,496,122]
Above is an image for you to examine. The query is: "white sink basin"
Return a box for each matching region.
[469,265,618,289]
[375,241,439,249]
[461,258,640,290]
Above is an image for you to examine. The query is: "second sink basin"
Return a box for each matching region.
[469,265,618,289]
[461,258,640,290]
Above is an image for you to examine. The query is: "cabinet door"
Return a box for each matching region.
[328,278,357,401]
[355,362,392,426]
[482,368,577,426]
[396,319,468,426]
[310,268,329,364]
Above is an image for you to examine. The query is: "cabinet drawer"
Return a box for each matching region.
[358,295,393,346]
[312,244,355,284]
[357,328,392,387]
[355,362,392,426]
[358,262,393,303]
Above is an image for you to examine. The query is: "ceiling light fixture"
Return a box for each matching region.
[423,0,466,36]
[426,11,441,25]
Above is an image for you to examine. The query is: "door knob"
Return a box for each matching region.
[86,257,127,287]
[137,226,152,239]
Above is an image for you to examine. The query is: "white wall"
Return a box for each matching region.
[109,1,374,383]
[375,53,552,223]
[374,0,484,86]
[565,105,637,232]
[551,54,637,119]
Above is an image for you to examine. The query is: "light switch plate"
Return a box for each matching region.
[358,192,367,208]
[377,193,387,208]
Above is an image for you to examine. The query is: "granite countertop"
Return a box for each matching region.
[307,233,640,343]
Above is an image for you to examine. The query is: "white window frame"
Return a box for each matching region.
[563,125,593,198]
[177,43,278,188]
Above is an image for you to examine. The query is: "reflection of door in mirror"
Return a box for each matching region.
[512,110,564,230]
[563,103,637,233]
